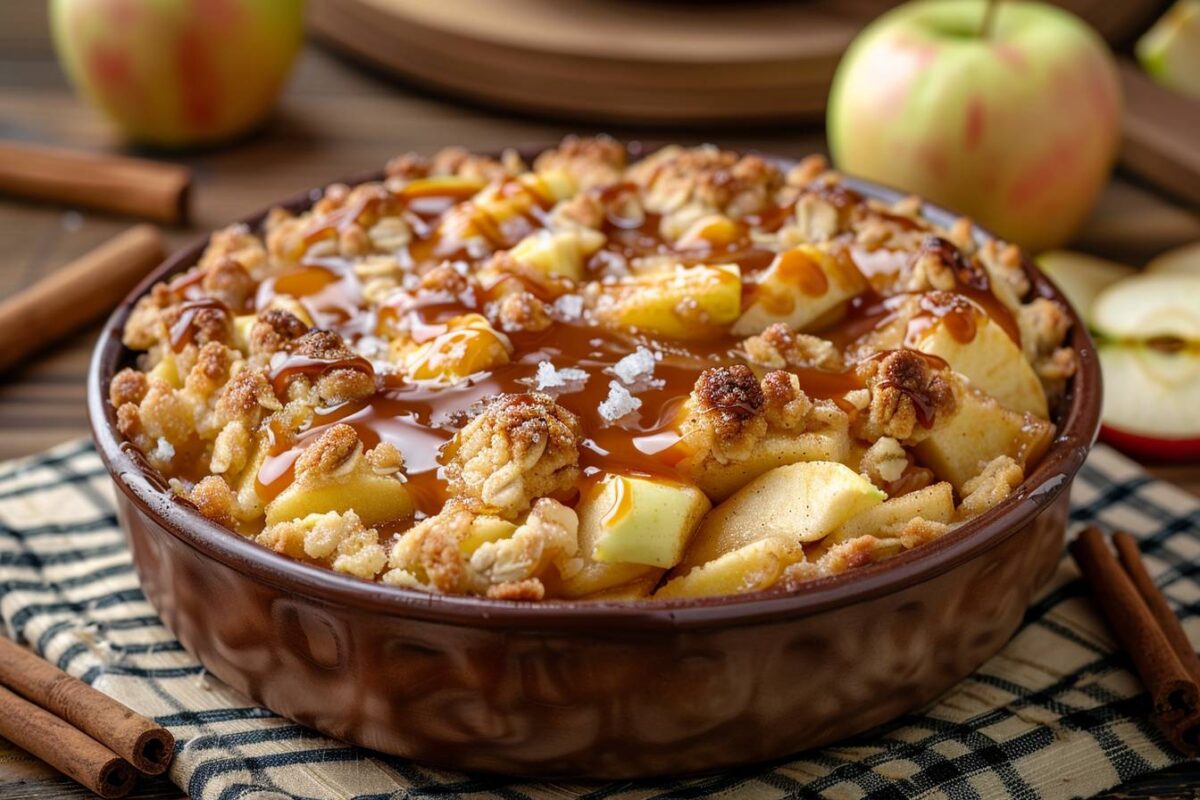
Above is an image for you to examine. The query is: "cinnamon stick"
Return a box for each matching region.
[0,637,173,775]
[1113,531,1200,752]
[0,684,136,798]
[0,141,191,224]
[1069,526,1199,745]
[0,225,165,374]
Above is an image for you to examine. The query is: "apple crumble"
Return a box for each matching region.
[110,137,1075,601]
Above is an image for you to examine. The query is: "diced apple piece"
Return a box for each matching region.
[459,516,518,557]
[399,313,513,382]
[914,388,1054,491]
[677,461,885,572]
[732,245,866,336]
[1036,250,1135,327]
[558,475,693,598]
[656,538,791,599]
[598,264,742,339]
[678,428,851,502]
[508,228,605,282]
[1137,0,1200,99]
[912,303,1048,417]
[557,560,662,599]
[1093,273,1200,344]
[827,482,955,545]
[264,472,414,528]
[1146,242,1200,276]
[573,572,662,601]
[1100,344,1200,450]
[232,314,257,354]
[587,474,711,568]
[148,349,182,389]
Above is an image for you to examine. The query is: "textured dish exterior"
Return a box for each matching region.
[114,485,1067,776]
[89,157,1101,777]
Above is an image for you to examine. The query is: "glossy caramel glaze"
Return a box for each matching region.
[110,140,1074,598]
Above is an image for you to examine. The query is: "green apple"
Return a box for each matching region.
[1147,242,1200,276]
[51,0,303,147]
[677,461,885,572]
[1036,250,1136,327]
[589,474,711,568]
[828,0,1121,253]
[1092,273,1200,344]
[1138,0,1200,99]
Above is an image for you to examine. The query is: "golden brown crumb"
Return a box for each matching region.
[549,190,606,231]
[201,257,255,309]
[958,455,1024,518]
[385,497,578,596]
[742,324,843,371]
[109,368,149,408]
[682,365,768,463]
[489,290,552,333]
[385,152,430,180]
[430,146,516,182]
[162,302,234,351]
[533,135,626,189]
[443,393,582,518]
[860,437,909,487]
[759,370,813,431]
[283,330,376,405]
[189,475,237,525]
[628,144,782,219]
[855,350,960,443]
[198,223,268,280]
[257,510,387,580]
[294,424,362,486]
[249,309,310,357]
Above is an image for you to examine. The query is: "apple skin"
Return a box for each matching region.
[51,0,304,148]
[1100,424,1200,461]
[828,0,1122,253]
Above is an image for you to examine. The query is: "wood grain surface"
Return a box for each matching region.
[1,3,1199,798]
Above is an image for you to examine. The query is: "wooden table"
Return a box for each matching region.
[2,5,1200,798]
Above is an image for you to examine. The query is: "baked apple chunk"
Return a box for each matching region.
[110,137,1073,601]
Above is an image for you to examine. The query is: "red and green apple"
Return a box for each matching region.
[50,0,304,148]
[827,0,1122,253]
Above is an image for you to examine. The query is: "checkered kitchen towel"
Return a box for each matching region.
[1,440,1198,799]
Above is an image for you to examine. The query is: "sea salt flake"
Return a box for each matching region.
[611,346,659,384]
[553,294,585,320]
[598,381,642,422]
[533,362,589,391]
[152,438,175,462]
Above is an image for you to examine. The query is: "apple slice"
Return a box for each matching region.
[1137,0,1200,99]
[1146,242,1200,276]
[1099,344,1200,460]
[589,474,711,568]
[1092,273,1200,344]
[912,302,1048,417]
[675,461,885,572]
[556,474,709,597]
[1036,250,1136,327]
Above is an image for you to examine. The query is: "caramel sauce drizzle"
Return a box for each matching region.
[226,179,1023,524]
[168,298,230,352]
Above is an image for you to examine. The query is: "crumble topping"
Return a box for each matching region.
[108,137,1074,601]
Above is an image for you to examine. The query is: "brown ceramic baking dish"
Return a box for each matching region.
[88,148,1102,779]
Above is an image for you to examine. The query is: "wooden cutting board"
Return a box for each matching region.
[307,0,877,123]
[307,0,1166,125]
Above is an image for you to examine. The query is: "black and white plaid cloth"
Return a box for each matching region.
[0,439,1196,799]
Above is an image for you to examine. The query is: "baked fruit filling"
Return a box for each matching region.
[109,137,1076,601]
